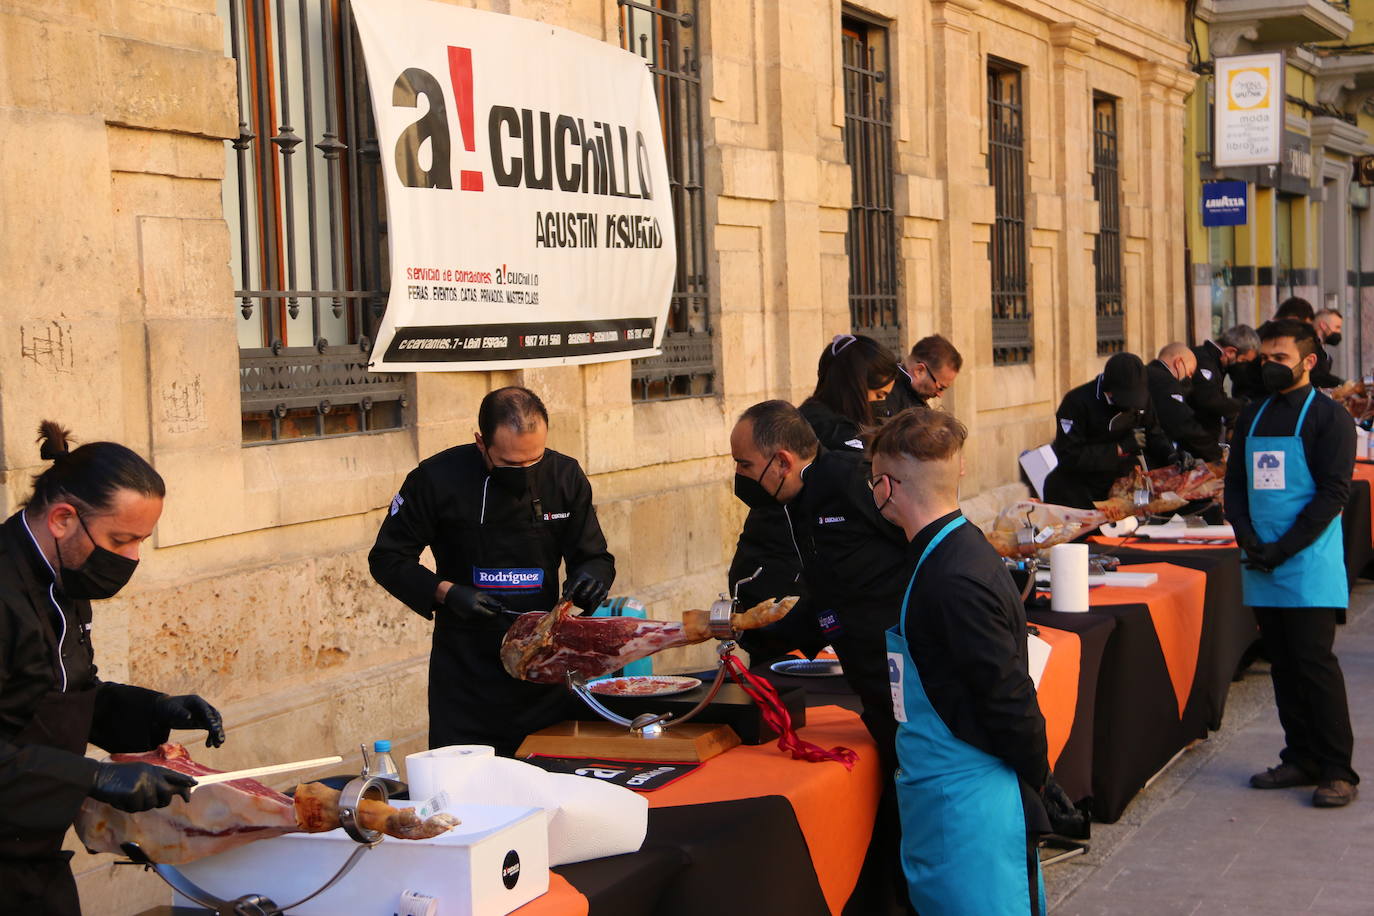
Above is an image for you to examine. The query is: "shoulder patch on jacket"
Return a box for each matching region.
[844,438,865,450]
[389,494,404,516]
[1172,393,1185,402]
[1200,368,1213,380]
[1060,418,1073,434]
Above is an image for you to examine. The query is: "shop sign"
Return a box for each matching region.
[351,0,676,372]
[1202,181,1248,227]
[1214,53,1285,168]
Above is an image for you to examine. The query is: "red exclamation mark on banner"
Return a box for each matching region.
[447,46,483,192]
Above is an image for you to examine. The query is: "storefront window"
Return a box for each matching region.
[1208,225,1236,337]
[1276,194,1296,303]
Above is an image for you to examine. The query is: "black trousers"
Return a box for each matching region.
[1253,606,1359,784]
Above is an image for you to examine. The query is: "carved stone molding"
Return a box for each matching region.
[1049,21,1099,56]
[1209,22,1257,58]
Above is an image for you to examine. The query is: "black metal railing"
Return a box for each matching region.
[620,0,715,400]
[1093,95,1125,356]
[224,0,407,443]
[842,22,900,357]
[988,62,1031,365]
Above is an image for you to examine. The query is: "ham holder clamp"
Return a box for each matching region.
[118,775,391,916]
[514,569,772,763]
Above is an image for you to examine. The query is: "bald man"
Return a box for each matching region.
[1147,343,1223,463]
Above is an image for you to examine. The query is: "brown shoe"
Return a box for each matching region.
[1249,763,1317,789]
[1313,780,1359,808]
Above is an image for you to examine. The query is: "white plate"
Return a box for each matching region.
[587,675,703,698]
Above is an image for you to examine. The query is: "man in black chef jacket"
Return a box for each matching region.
[729,400,910,762]
[881,334,963,417]
[1190,324,1259,440]
[1275,297,1344,390]
[370,387,614,756]
[1147,343,1223,463]
[2,422,225,916]
[1225,320,1359,807]
[1043,352,1175,509]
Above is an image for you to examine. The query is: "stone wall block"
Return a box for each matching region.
[108,125,225,179]
[139,216,234,320]
[107,0,224,53]
[720,147,780,201]
[629,490,689,585]
[0,13,102,114]
[146,317,239,449]
[151,446,245,545]
[99,35,237,138]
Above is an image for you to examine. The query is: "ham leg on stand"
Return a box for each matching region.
[500,597,799,684]
[75,743,458,865]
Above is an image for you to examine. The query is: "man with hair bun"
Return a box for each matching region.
[871,407,1069,915]
[370,386,614,756]
[0,421,226,914]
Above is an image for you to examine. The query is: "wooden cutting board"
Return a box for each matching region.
[516,721,741,762]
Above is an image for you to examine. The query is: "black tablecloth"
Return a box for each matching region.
[1343,477,1374,587]
[1101,544,1255,733]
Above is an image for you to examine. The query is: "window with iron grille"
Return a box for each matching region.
[1093,94,1125,356]
[842,16,900,357]
[222,0,408,444]
[620,0,714,400]
[988,60,1031,366]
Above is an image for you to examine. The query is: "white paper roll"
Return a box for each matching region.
[1049,543,1090,613]
[404,745,495,802]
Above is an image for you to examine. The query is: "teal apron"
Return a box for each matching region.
[886,516,1045,915]
[1240,389,1347,609]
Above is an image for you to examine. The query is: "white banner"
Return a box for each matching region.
[352,0,676,372]
[1213,53,1284,168]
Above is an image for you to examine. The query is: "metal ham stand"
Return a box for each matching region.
[515,570,765,762]
[119,775,389,916]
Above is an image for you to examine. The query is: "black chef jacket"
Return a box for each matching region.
[1312,343,1344,390]
[799,399,867,452]
[1224,384,1354,561]
[901,510,1051,833]
[0,511,169,914]
[785,449,911,765]
[1147,360,1223,462]
[1043,375,1175,509]
[369,445,614,755]
[1189,341,1245,440]
[878,365,928,419]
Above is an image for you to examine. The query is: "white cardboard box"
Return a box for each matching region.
[174,804,549,916]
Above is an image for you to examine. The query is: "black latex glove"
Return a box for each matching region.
[1243,540,1288,573]
[1043,776,1089,839]
[152,694,226,748]
[443,584,509,623]
[562,571,609,614]
[89,761,197,813]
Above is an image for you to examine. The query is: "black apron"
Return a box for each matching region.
[428,476,576,754]
[0,685,99,916]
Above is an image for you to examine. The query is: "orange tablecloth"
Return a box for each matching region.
[1087,562,1207,716]
[645,705,881,915]
[1035,625,1081,769]
[1353,462,1374,541]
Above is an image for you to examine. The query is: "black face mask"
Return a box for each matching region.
[733,454,784,509]
[1261,361,1296,394]
[1325,332,1343,347]
[870,396,891,420]
[488,464,530,495]
[59,512,139,600]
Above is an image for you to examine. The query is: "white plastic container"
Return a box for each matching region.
[174,804,549,916]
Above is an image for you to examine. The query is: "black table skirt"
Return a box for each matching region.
[1343,477,1374,587]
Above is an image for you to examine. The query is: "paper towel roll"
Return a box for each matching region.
[544,772,647,866]
[404,745,495,802]
[1049,543,1089,613]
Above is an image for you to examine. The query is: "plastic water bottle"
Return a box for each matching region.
[362,739,407,796]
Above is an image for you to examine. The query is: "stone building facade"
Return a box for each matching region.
[0,0,1192,910]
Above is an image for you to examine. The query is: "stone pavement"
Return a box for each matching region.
[1045,583,1374,915]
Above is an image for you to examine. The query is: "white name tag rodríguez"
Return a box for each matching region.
[1253,450,1285,490]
